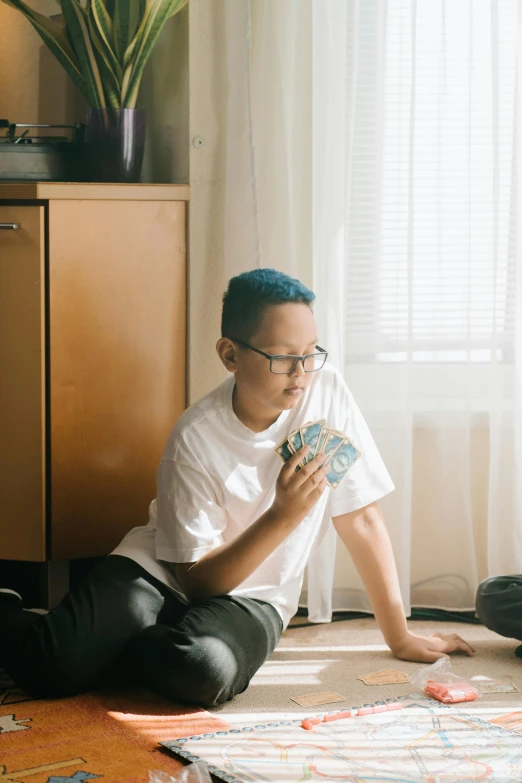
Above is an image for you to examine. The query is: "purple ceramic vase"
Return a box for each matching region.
[84,108,146,183]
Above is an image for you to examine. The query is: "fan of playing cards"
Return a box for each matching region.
[274,418,360,489]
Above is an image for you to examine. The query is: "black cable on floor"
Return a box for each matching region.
[289,607,482,629]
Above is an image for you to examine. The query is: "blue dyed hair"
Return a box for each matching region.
[221,268,316,341]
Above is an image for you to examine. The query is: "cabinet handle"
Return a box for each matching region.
[0,223,22,230]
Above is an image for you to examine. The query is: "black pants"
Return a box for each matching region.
[0,555,282,706]
[476,575,522,653]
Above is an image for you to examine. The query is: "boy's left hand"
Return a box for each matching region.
[391,630,475,663]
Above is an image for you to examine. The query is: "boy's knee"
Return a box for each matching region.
[171,636,246,706]
[141,632,248,707]
[167,667,238,707]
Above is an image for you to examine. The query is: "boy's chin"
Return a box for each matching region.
[280,389,304,408]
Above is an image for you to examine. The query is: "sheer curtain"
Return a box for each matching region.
[224,0,313,283]
[224,0,522,622]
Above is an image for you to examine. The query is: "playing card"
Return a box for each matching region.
[290,691,346,707]
[274,435,294,463]
[321,430,345,458]
[301,419,326,465]
[475,680,519,694]
[313,426,330,457]
[324,436,361,489]
[288,429,304,454]
[275,423,360,488]
[357,668,410,686]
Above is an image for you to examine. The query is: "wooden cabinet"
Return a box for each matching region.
[0,183,188,566]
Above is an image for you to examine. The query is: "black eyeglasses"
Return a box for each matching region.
[229,338,328,374]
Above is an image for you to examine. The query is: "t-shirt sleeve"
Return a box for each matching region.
[328,372,395,518]
[155,457,227,562]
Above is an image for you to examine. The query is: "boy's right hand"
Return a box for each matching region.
[271,446,329,526]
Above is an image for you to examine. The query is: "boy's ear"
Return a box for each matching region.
[216,337,239,373]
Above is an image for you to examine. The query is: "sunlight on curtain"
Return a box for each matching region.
[224,0,313,284]
[223,0,522,623]
[308,0,522,619]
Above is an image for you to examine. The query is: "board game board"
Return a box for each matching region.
[162,694,522,783]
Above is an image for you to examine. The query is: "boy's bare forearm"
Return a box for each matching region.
[333,503,408,650]
[175,508,295,600]
[333,504,475,663]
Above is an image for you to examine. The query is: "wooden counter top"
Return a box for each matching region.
[0,182,190,201]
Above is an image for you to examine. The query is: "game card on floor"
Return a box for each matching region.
[290,691,346,707]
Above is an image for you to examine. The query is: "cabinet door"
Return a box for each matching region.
[49,199,186,559]
[0,206,46,561]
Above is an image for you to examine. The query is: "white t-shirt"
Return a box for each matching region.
[111,363,394,628]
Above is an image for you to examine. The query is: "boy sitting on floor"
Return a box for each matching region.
[0,269,472,705]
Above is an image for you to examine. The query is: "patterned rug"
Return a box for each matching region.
[2,618,521,782]
[0,683,229,783]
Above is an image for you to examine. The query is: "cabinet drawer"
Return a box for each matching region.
[0,206,46,560]
[49,199,186,559]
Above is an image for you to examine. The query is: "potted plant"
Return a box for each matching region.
[2,0,189,182]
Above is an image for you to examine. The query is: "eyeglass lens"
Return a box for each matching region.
[270,353,327,374]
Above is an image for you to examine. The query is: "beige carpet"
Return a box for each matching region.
[211,617,522,720]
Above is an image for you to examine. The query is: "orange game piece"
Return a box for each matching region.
[385,699,402,711]
[301,717,321,730]
[424,679,478,704]
[324,710,352,722]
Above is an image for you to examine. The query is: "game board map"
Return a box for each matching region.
[161,694,522,783]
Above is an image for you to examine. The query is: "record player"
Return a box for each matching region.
[0,119,85,181]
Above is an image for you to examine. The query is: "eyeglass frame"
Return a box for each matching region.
[227,338,329,374]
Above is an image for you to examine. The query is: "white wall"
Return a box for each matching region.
[187,0,229,403]
[0,0,86,125]
[140,6,190,185]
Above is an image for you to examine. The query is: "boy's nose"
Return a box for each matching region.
[290,360,306,377]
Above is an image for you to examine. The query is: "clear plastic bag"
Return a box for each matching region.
[409,656,478,704]
[149,761,212,783]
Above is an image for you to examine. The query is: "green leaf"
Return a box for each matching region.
[114,0,147,65]
[2,0,190,109]
[167,0,188,18]
[1,0,88,101]
[137,0,147,21]
[91,0,113,49]
[122,35,138,71]
[121,0,188,108]
[112,0,131,63]
[93,53,121,108]
[88,6,122,106]
[90,0,122,80]
[59,0,106,107]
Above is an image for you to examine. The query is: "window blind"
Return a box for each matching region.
[344,0,518,364]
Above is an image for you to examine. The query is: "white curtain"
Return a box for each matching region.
[224,0,313,282]
[224,0,522,621]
